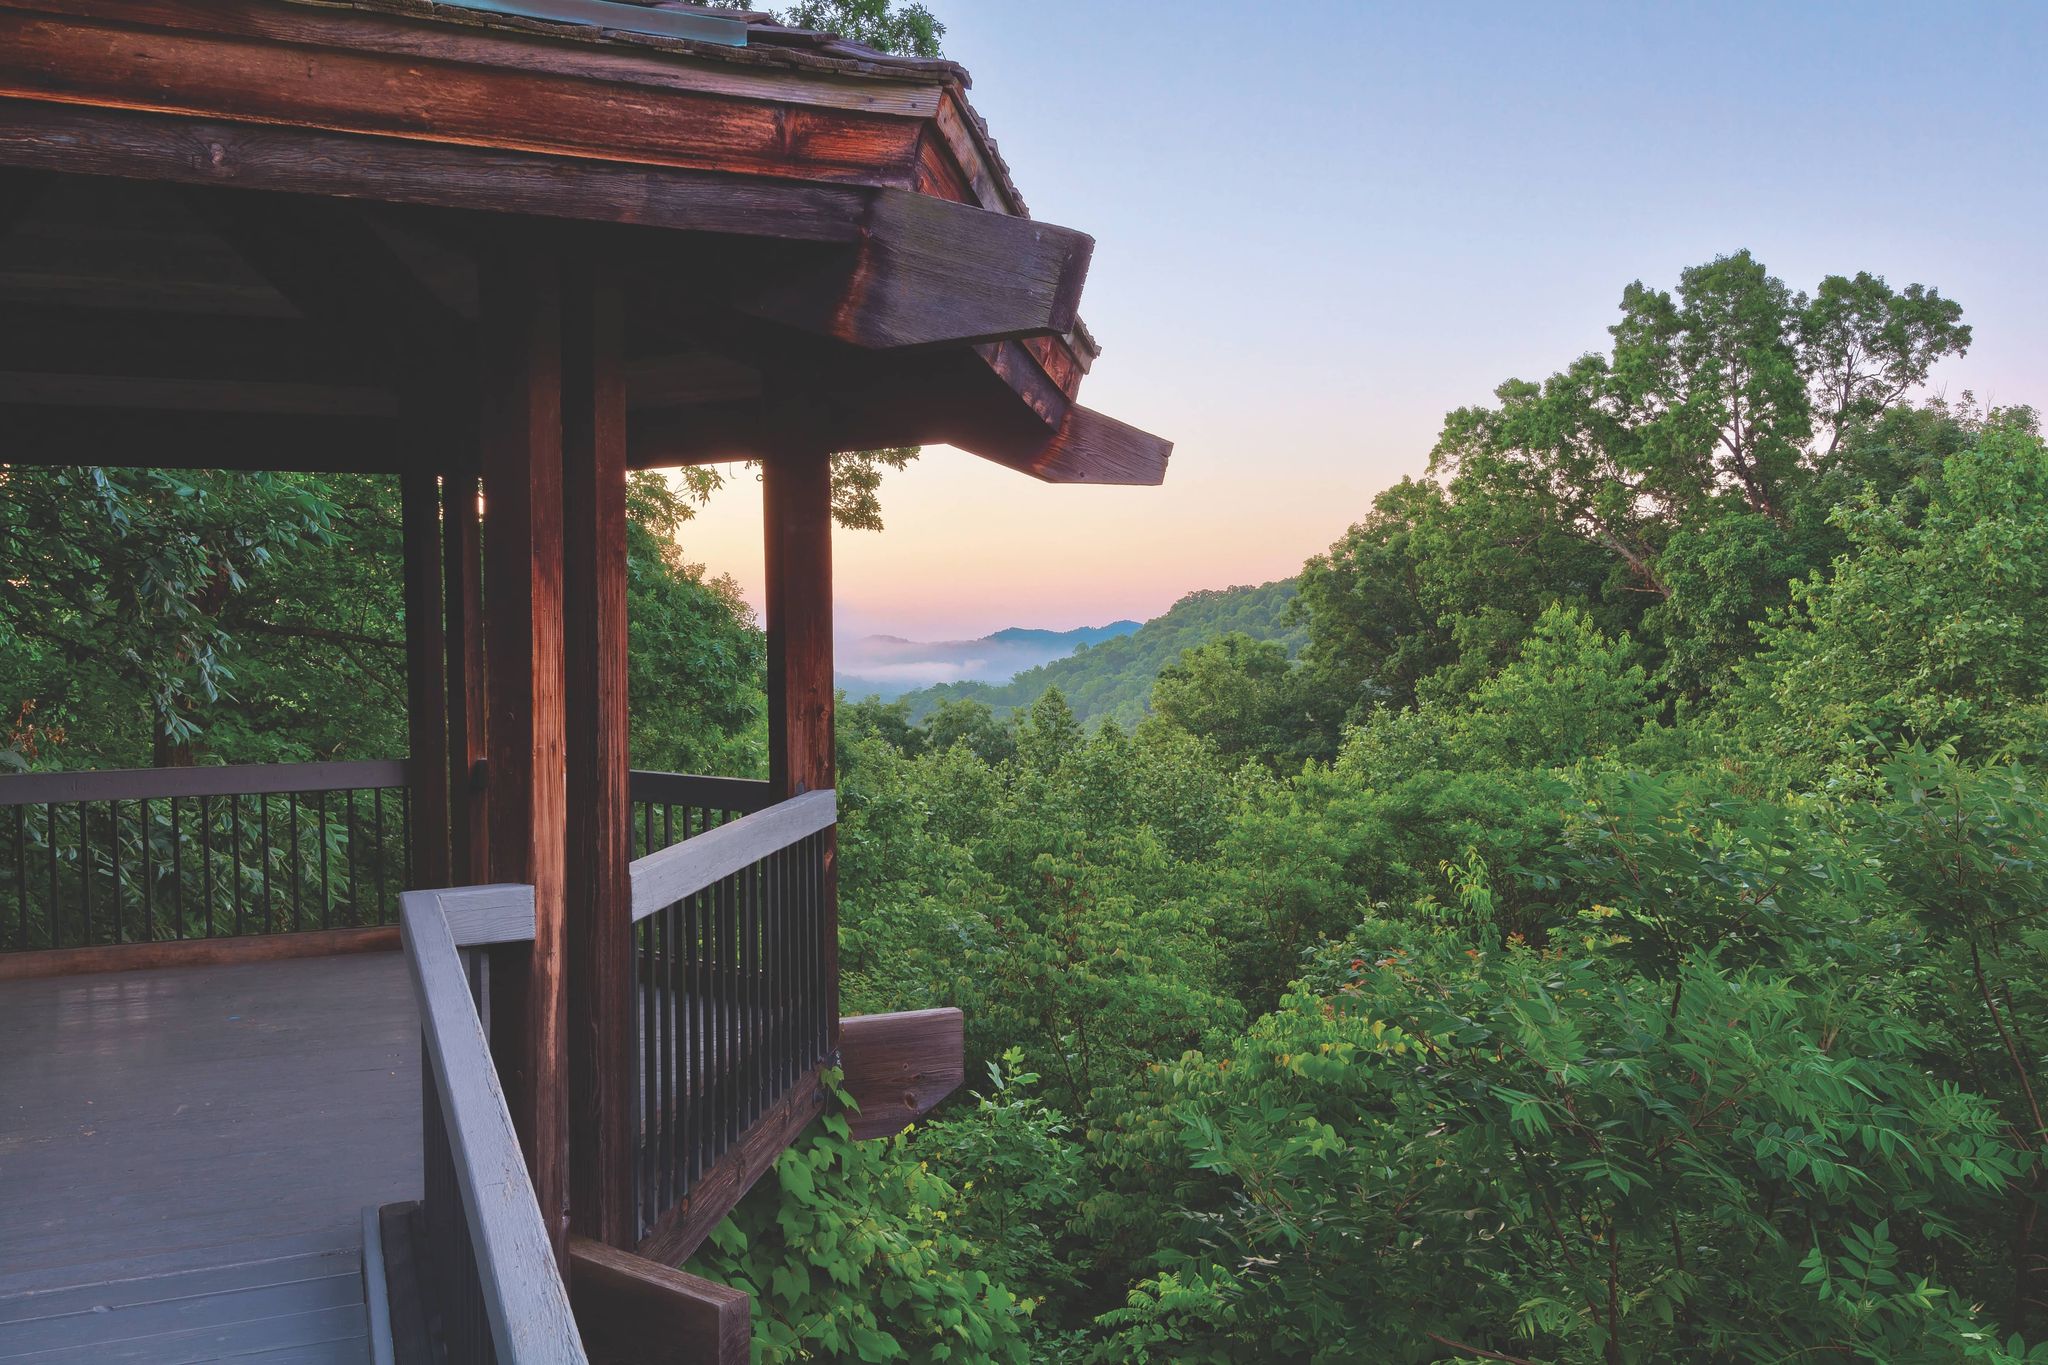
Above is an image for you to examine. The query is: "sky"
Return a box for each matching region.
[676,0,2048,642]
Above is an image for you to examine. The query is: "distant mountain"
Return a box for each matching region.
[892,579,1303,730]
[837,620,1141,700]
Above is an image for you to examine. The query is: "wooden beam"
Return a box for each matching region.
[0,99,869,245]
[764,444,835,800]
[560,258,637,1248]
[478,234,571,1262]
[568,1237,750,1365]
[0,370,394,416]
[838,1008,965,1140]
[0,0,944,120]
[636,1068,827,1266]
[734,191,1092,349]
[441,472,488,885]
[0,306,378,387]
[980,404,1173,486]
[0,926,396,982]
[0,3,924,187]
[0,404,403,472]
[761,437,840,1047]
[179,186,468,379]
[402,471,451,890]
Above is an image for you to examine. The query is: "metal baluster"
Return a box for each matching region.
[346,790,358,926]
[109,800,123,944]
[290,793,302,932]
[171,797,185,940]
[78,803,92,946]
[373,788,386,923]
[140,797,153,943]
[318,790,331,930]
[199,795,214,937]
[13,805,27,950]
[229,793,244,937]
[259,792,273,933]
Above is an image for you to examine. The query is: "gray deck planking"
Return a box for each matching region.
[0,953,423,1361]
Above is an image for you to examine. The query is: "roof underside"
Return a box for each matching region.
[0,0,1165,483]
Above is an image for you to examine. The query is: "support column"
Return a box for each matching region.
[763,439,840,1042]
[561,260,636,1247]
[478,238,570,1259]
[442,470,488,885]
[401,470,450,889]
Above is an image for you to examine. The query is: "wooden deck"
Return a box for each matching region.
[0,954,421,1361]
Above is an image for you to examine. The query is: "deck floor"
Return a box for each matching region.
[0,953,422,1361]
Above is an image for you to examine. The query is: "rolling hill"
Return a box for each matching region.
[888,579,1303,730]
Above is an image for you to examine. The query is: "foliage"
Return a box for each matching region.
[687,1071,1033,1364]
[896,581,1304,732]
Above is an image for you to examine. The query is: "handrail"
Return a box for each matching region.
[400,886,587,1365]
[627,771,775,815]
[628,789,835,920]
[0,759,410,806]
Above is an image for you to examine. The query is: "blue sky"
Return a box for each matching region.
[681,0,2048,640]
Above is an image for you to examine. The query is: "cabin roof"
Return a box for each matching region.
[0,0,1159,482]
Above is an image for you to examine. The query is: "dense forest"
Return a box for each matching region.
[887,578,1303,731]
[9,243,2047,1362]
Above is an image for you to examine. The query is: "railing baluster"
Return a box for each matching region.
[78,802,92,946]
[109,800,123,945]
[290,793,302,933]
[345,789,358,927]
[140,798,152,944]
[171,797,185,941]
[229,793,244,937]
[318,790,331,930]
[13,805,27,951]
[373,787,386,922]
[259,792,273,933]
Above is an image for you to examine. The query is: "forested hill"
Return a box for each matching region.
[887,579,1302,729]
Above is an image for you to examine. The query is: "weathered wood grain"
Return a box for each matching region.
[399,889,586,1362]
[1005,404,1173,486]
[2,0,941,117]
[567,1236,749,1365]
[0,10,923,187]
[0,99,868,242]
[477,236,571,1260]
[839,1008,966,1140]
[736,191,1092,350]
[561,258,638,1248]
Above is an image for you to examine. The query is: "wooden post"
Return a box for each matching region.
[478,236,570,1260]
[401,470,450,889]
[762,437,839,1041]
[442,470,489,885]
[561,259,636,1247]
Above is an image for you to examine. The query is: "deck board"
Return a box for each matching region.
[0,953,422,1360]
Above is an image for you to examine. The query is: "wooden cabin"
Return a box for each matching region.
[0,2,1168,1359]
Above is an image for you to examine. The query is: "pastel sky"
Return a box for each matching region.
[674,0,2048,642]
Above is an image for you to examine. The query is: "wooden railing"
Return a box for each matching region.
[628,790,837,1260]
[0,763,773,954]
[629,771,773,859]
[401,883,587,1365]
[0,760,411,952]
